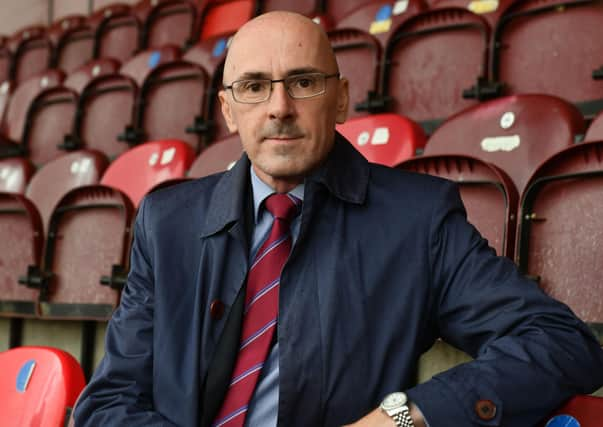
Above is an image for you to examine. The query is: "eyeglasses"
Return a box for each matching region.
[224,72,340,104]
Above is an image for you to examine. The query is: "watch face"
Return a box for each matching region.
[382,392,408,411]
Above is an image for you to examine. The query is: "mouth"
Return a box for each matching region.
[263,135,303,142]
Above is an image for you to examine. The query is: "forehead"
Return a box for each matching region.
[224,19,331,80]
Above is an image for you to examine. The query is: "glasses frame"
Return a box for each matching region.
[224,72,340,104]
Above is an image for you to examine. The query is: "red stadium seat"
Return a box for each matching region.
[0,157,34,193]
[184,32,233,76]
[381,7,490,133]
[8,26,53,84]
[129,60,209,151]
[425,94,585,195]
[399,154,518,258]
[101,139,195,206]
[141,0,198,49]
[539,395,603,427]
[260,0,320,16]
[428,0,514,29]
[328,28,381,119]
[119,45,181,85]
[21,86,78,166]
[0,346,85,427]
[65,73,138,158]
[0,80,13,126]
[335,0,427,49]
[63,58,121,93]
[39,185,134,319]
[0,150,108,317]
[90,3,141,63]
[48,15,95,74]
[325,0,375,25]
[336,113,426,167]
[198,0,256,41]
[188,133,243,178]
[517,140,603,342]
[203,60,235,144]
[0,70,64,156]
[491,0,603,119]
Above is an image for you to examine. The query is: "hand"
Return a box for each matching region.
[343,404,427,427]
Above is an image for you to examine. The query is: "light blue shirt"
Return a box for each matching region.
[245,167,304,427]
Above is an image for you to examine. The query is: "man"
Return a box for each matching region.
[74,11,603,427]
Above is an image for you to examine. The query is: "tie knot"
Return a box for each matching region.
[264,193,301,222]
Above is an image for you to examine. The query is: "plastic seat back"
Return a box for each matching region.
[0,81,14,132]
[0,37,11,84]
[517,141,603,341]
[2,70,64,143]
[261,0,319,15]
[8,26,53,84]
[101,139,195,206]
[141,0,198,49]
[22,86,78,166]
[335,0,428,48]
[0,346,85,427]
[491,0,603,118]
[336,113,426,167]
[90,3,141,63]
[426,94,585,195]
[48,15,95,74]
[64,58,121,93]
[539,395,603,427]
[325,0,374,24]
[183,32,233,77]
[0,158,34,193]
[133,60,208,151]
[120,45,181,85]
[428,0,514,29]
[188,133,243,178]
[26,150,109,237]
[328,28,381,119]
[399,154,518,258]
[199,0,256,41]
[40,185,134,319]
[68,73,138,159]
[382,8,489,133]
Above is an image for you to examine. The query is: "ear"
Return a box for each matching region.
[335,77,349,124]
[218,90,239,133]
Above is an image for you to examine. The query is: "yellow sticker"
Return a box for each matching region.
[468,0,499,15]
[369,19,392,35]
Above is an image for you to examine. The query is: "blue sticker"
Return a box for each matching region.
[375,5,393,21]
[212,38,227,58]
[16,360,36,393]
[148,51,161,69]
[545,415,581,427]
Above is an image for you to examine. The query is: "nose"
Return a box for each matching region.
[267,81,295,121]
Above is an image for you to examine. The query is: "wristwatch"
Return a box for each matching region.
[380,392,415,427]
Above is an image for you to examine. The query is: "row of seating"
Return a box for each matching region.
[1,345,600,427]
[3,0,603,136]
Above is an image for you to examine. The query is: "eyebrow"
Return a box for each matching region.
[232,67,330,82]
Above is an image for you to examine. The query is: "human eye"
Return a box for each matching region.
[290,74,319,90]
[241,80,268,93]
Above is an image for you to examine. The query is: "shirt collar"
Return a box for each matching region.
[250,166,305,224]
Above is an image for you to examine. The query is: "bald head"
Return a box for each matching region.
[223,11,338,84]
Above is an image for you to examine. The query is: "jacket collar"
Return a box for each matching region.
[200,131,369,238]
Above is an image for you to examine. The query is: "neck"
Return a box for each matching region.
[252,166,303,193]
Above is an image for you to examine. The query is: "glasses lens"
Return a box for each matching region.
[286,73,325,99]
[232,79,271,103]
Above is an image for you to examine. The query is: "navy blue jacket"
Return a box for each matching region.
[75,134,603,426]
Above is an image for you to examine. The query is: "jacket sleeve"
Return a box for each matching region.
[74,197,177,427]
[406,181,603,426]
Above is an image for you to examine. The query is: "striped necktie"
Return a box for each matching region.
[212,193,301,427]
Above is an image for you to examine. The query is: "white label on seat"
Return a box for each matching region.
[71,158,91,174]
[160,148,176,165]
[393,0,409,15]
[92,65,101,76]
[1,82,8,94]
[468,0,499,14]
[40,77,49,88]
[104,9,112,18]
[500,111,515,129]
[371,127,390,145]
[149,152,159,166]
[481,135,520,152]
[357,131,370,146]
[0,168,8,179]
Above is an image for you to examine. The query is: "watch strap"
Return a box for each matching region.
[391,405,414,427]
